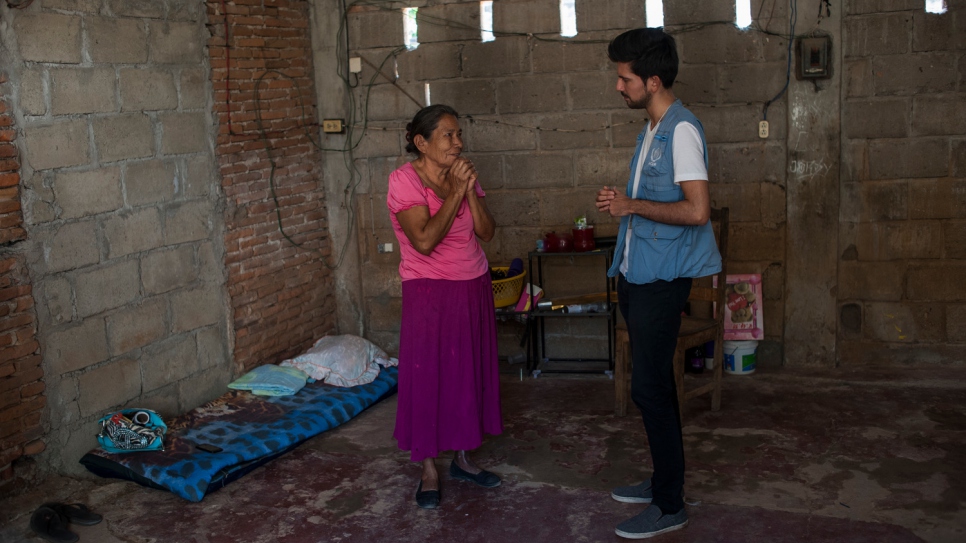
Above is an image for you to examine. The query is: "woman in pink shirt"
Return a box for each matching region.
[387,105,503,509]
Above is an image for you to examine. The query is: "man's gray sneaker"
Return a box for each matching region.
[615,506,688,539]
[611,478,653,504]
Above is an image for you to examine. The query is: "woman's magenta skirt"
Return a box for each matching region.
[393,272,503,462]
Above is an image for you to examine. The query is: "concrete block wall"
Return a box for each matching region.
[0,72,44,488]
[1,0,232,475]
[205,0,337,372]
[344,0,789,361]
[838,1,966,364]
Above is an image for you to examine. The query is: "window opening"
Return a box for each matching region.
[560,0,577,37]
[481,1,495,42]
[424,83,431,106]
[736,0,752,29]
[645,0,664,28]
[403,7,419,50]
[925,0,946,14]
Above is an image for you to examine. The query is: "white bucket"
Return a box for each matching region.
[723,340,758,375]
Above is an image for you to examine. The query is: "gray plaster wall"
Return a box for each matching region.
[1,0,232,474]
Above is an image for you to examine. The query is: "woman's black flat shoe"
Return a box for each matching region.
[449,460,501,488]
[415,481,440,509]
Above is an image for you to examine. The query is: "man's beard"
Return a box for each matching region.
[623,89,651,110]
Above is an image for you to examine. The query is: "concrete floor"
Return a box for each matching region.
[1,365,964,543]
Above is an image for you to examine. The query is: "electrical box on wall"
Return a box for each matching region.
[797,36,832,79]
[322,119,345,134]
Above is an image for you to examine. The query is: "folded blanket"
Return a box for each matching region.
[227,364,309,396]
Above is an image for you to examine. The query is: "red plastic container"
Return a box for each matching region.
[572,226,595,252]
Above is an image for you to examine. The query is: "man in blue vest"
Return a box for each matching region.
[596,28,721,539]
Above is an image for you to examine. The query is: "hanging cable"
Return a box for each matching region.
[763,0,797,121]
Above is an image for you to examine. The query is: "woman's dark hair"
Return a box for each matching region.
[607,28,678,89]
[405,104,459,155]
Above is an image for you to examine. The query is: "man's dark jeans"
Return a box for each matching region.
[617,274,692,515]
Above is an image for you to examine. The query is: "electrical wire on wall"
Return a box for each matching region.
[762,0,798,122]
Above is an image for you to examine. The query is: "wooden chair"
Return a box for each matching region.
[614,207,729,421]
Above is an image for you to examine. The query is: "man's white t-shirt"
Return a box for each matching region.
[619,121,708,277]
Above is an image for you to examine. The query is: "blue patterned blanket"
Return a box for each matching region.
[80,366,397,502]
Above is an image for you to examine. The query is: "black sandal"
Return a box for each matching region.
[29,506,78,543]
[415,480,440,509]
[44,502,103,526]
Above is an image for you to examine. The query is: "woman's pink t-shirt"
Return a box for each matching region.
[387,162,489,281]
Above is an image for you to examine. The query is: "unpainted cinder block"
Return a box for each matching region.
[19,68,46,116]
[93,114,155,163]
[160,113,209,155]
[532,39,611,74]
[504,152,573,189]
[677,25,761,65]
[50,67,117,115]
[395,44,461,82]
[462,37,531,78]
[690,104,783,145]
[462,115,536,152]
[855,221,943,261]
[125,159,177,206]
[943,221,966,259]
[45,317,109,375]
[728,222,784,262]
[415,3,480,44]
[120,68,178,112]
[569,72,625,111]
[710,142,786,185]
[347,9,404,50]
[109,0,164,18]
[183,155,215,198]
[844,14,911,58]
[164,200,211,245]
[149,21,204,64]
[496,75,566,114]
[911,96,966,136]
[846,0,922,15]
[43,221,100,274]
[53,167,123,219]
[462,153,504,189]
[168,0,205,22]
[675,64,718,105]
[844,59,874,98]
[44,0,100,11]
[948,305,966,342]
[179,68,208,110]
[179,364,233,412]
[103,208,164,258]
[708,182,761,223]
[366,296,402,333]
[872,52,958,96]
[14,13,82,64]
[908,178,966,220]
[361,84,424,122]
[140,334,200,393]
[575,0,646,32]
[905,263,966,302]
[913,10,966,52]
[717,62,790,104]
[539,112,610,151]
[196,325,228,371]
[75,260,141,318]
[838,261,905,301]
[484,189,540,227]
[863,302,946,343]
[352,126,402,158]
[848,180,909,222]
[664,0,735,25]
[142,245,197,296]
[77,358,142,416]
[171,287,222,334]
[427,79,497,116]
[493,0,559,35]
[43,277,73,325]
[538,187,603,227]
[843,99,909,139]
[88,17,148,64]
[105,297,166,356]
[24,120,90,171]
[574,150,632,188]
[869,139,948,180]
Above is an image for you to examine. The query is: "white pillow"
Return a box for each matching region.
[280,335,389,387]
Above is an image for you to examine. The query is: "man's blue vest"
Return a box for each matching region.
[607,100,722,284]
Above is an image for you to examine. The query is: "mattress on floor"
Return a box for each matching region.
[80,366,397,502]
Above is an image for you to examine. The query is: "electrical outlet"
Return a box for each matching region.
[377,242,393,254]
[349,57,362,73]
[758,120,769,139]
[322,119,345,134]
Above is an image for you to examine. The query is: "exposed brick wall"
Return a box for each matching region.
[206,0,337,371]
[837,2,966,364]
[0,75,44,488]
